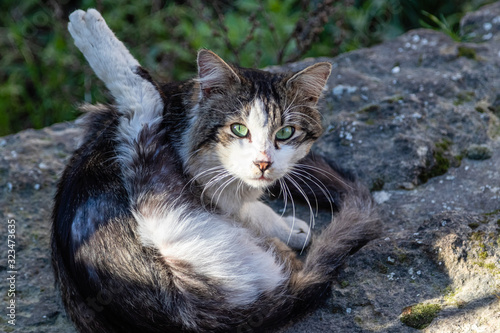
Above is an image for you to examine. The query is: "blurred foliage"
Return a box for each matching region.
[0,0,495,135]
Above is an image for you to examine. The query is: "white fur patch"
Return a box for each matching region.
[215,98,309,190]
[247,99,268,146]
[134,202,288,305]
[216,99,273,188]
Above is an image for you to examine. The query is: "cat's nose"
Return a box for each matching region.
[254,160,272,172]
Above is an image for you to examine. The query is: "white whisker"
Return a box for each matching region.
[182,166,225,195]
[282,90,300,119]
[290,167,335,218]
[281,177,296,246]
[288,170,320,216]
[278,178,288,219]
[284,175,314,253]
[184,147,203,164]
[295,163,353,190]
[200,170,230,209]
[283,110,322,128]
[211,175,237,210]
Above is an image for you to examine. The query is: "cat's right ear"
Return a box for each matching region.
[197,50,240,98]
[286,62,332,105]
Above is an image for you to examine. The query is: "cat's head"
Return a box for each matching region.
[185,50,331,190]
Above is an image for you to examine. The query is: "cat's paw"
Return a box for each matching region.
[282,216,311,250]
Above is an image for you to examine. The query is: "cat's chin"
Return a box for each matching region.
[245,177,276,189]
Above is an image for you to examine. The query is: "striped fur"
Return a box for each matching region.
[52,9,381,333]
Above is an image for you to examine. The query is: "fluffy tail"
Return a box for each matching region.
[243,174,381,332]
[301,180,381,278]
[291,153,381,304]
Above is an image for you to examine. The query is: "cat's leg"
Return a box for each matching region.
[68,9,163,119]
[239,201,311,250]
[266,237,303,271]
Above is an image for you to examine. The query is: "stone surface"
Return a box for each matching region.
[1,2,500,332]
[0,123,80,332]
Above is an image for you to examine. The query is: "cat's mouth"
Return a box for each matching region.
[247,175,274,187]
[249,176,271,182]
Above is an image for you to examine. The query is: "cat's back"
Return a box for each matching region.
[52,105,128,249]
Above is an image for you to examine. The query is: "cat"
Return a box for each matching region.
[51,8,381,333]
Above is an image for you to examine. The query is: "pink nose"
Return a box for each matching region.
[254,161,272,172]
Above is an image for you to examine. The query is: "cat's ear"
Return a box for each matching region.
[197,49,240,98]
[286,62,332,104]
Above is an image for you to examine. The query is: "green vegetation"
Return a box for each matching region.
[454,91,476,106]
[435,138,452,151]
[376,261,389,274]
[457,46,478,60]
[432,150,451,175]
[396,251,409,264]
[419,138,454,183]
[484,209,500,216]
[383,95,404,104]
[0,0,495,136]
[370,177,385,191]
[470,230,485,242]
[442,286,466,308]
[469,227,500,276]
[400,303,441,329]
[340,280,350,288]
[468,222,480,229]
[474,258,500,277]
[394,246,411,264]
[478,248,488,260]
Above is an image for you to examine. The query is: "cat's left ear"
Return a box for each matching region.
[197,49,241,98]
[286,62,332,104]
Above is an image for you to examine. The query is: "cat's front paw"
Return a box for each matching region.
[282,216,311,250]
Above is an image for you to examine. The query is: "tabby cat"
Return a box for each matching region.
[52,9,381,333]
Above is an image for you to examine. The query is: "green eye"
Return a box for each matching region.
[276,126,295,141]
[231,123,249,138]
